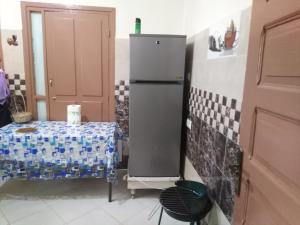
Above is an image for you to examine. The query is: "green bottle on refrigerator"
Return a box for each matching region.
[135,18,141,34]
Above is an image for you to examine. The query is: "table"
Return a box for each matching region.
[0,121,122,202]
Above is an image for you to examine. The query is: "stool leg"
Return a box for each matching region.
[158,207,163,225]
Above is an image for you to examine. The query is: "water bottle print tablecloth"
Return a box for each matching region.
[0,121,122,182]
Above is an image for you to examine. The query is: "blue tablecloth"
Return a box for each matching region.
[0,121,122,182]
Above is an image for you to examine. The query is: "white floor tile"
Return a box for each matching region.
[134,189,161,208]
[101,197,147,223]
[0,171,190,225]
[123,206,160,225]
[0,210,9,225]
[68,206,120,225]
[11,207,64,225]
[124,205,187,225]
[0,199,47,223]
[161,213,188,225]
[45,198,99,223]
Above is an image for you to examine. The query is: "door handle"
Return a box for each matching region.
[49,79,53,87]
[52,96,56,100]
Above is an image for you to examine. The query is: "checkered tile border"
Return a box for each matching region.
[115,80,129,101]
[8,74,26,96]
[189,86,241,144]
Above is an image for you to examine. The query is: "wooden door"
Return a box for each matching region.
[45,10,110,121]
[75,12,110,121]
[45,12,76,121]
[233,1,300,225]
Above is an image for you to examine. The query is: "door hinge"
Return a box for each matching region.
[108,30,111,38]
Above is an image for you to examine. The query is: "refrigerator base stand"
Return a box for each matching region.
[127,175,181,191]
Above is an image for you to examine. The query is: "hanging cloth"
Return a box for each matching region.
[0,69,10,105]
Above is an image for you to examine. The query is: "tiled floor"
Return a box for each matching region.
[0,171,187,225]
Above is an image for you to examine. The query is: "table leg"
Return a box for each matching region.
[108,182,112,202]
[158,207,163,225]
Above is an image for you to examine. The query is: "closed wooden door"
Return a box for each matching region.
[75,12,110,122]
[233,1,300,225]
[45,10,110,121]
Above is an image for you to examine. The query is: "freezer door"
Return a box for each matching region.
[130,35,186,81]
[128,83,183,177]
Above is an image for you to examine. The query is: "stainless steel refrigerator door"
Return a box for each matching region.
[129,83,183,177]
[130,34,186,81]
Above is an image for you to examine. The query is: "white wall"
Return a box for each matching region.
[183,0,252,101]
[0,0,185,38]
[183,0,252,36]
[0,0,185,81]
[187,8,252,101]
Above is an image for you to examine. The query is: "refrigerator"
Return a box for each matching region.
[128,34,186,177]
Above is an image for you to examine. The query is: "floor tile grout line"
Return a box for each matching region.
[43,198,105,225]
[0,171,167,225]
[65,205,101,225]
[99,204,128,224]
[0,184,125,224]
[135,197,160,208]
[0,207,11,225]
[7,201,49,225]
[41,199,68,224]
[0,195,48,225]
[100,199,148,224]
[65,204,122,225]
[120,200,161,225]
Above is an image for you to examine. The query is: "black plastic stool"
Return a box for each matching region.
[158,181,212,225]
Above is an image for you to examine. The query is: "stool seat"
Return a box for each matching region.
[158,181,212,225]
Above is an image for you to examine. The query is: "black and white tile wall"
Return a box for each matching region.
[8,74,26,96]
[189,87,241,144]
[115,80,130,137]
[185,86,243,223]
[4,73,27,112]
[5,75,130,137]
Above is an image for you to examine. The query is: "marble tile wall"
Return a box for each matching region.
[185,86,243,223]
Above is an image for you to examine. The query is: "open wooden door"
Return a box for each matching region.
[233,0,300,224]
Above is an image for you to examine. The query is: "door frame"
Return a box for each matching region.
[21,1,116,121]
